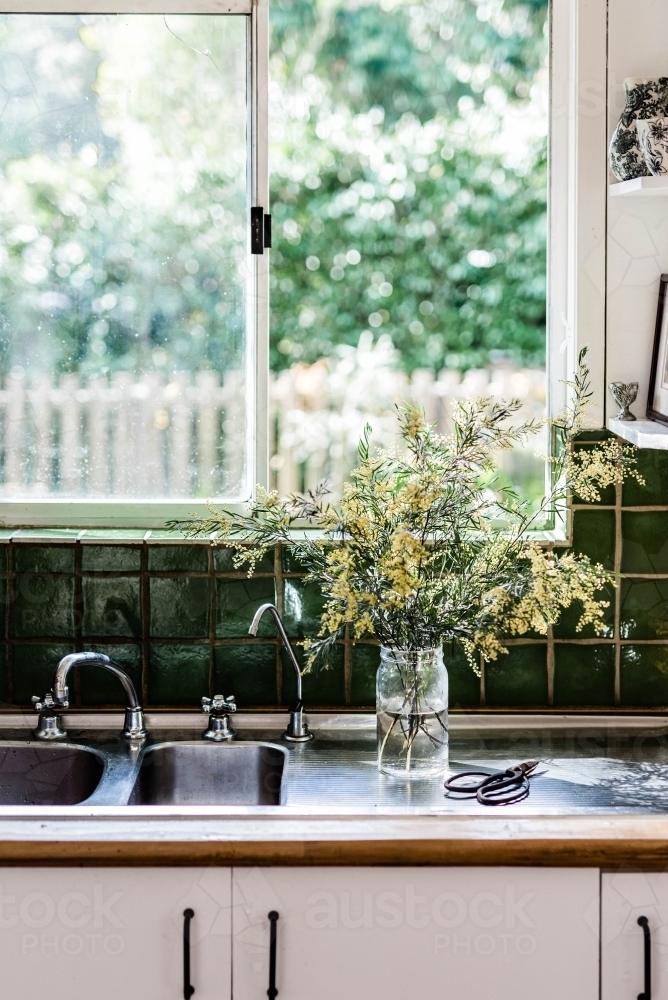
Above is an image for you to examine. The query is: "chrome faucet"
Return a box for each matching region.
[31,651,147,741]
[249,603,313,742]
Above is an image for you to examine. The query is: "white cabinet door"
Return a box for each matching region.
[233,867,599,1000]
[602,872,668,999]
[0,867,231,1000]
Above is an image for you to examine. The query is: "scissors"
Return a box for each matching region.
[444,760,539,806]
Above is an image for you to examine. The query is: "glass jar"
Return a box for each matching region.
[376,646,448,778]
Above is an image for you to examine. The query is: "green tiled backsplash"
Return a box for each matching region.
[4,444,668,712]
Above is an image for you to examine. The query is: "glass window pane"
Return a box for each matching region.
[0,13,250,500]
[269,0,548,506]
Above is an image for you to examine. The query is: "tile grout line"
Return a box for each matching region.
[6,543,14,705]
[479,652,486,707]
[73,541,83,707]
[7,634,668,648]
[343,624,352,706]
[140,543,150,708]
[208,545,216,698]
[546,624,554,706]
[614,480,622,706]
[275,546,284,704]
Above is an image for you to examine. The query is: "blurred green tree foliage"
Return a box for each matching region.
[268,0,548,374]
[0,15,247,381]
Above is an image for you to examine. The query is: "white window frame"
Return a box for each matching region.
[0,0,606,533]
[0,0,269,529]
[550,0,606,426]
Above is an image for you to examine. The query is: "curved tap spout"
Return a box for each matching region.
[249,603,312,742]
[33,651,147,741]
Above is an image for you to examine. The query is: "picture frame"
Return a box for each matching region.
[647,273,668,424]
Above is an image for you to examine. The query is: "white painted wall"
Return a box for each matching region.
[606,0,668,418]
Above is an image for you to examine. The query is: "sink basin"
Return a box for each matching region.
[129,741,286,806]
[0,744,104,805]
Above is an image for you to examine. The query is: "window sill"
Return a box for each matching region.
[0,527,216,544]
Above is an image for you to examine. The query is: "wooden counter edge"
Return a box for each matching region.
[1,815,668,867]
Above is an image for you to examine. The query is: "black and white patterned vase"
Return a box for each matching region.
[609,77,668,181]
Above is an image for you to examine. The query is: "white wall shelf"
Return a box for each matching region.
[608,417,668,448]
[609,175,668,196]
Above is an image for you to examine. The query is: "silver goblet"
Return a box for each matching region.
[609,381,638,421]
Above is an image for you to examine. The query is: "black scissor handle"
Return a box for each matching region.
[638,915,651,1000]
[444,770,494,796]
[477,771,530,805]
[183,908,195,999]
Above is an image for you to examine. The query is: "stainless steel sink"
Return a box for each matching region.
[0,744,104,805]
[129,741,287,805]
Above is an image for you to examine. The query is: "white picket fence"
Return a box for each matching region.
[0,370,245,499]
[270,359,546,498]
[0,360,545,500]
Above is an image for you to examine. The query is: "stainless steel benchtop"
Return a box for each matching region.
[0,711,666,818]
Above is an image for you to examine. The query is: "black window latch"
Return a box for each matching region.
[251,207,272,254]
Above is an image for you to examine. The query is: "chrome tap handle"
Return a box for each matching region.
[31,692,67,740]
[31,691,66,712]
[201,694,236,716]
[201,695,236,741]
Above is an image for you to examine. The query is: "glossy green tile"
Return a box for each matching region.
[283,579,325,639]
[570,509,616,569]
[621,645,668,707]
[148,546,208,572]
[12,643,71,704]
[148,644,210,706]
[214,546,274,573]
[282,546,311,573]
[351,644,379,706]
[216,578,276,638]
[82,577,141,638]
[622,512,668,573]
[79,644,142,706]
[14,529,80,541]
[150,578,209,637]
[620,579,668,639]
[80,529,146,541]
[282,645,345,706]
[14,546,74,574]
[81,546,141,572]
[14,575,74,638]
[445,641,481,708]
[552,581,615,639]
[485,645,548,707]
[622,448,668,506]
[577,430,614,441]
[0,645,9,704]
[0,580,8,641]
[553,644,615,707]
[214,644,277,706]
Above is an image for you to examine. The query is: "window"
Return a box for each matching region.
[0,1,268,526]
[268,0,549,507]
[0,0,606,530]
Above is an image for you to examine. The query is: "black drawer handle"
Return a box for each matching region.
[268,910,279,1000]
[638,915,651,1000]
[183,908,195,1000]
